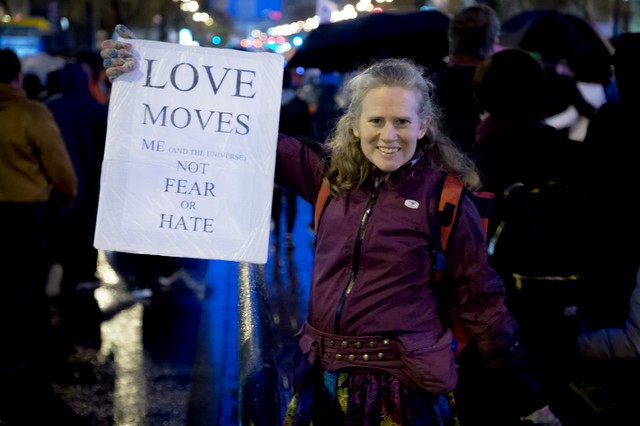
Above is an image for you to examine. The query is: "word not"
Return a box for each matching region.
[176,160,209,174]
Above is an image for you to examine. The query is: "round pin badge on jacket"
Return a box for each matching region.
[404,199,420,209]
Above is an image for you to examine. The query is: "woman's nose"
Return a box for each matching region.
[381,123,397,140]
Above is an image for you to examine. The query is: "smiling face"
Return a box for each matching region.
[353,86,428,173]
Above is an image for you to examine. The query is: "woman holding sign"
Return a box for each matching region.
[102,26,560,426]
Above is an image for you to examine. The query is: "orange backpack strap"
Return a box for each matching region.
[435,176,466,355]
[314,181,331,235]
[434,175,465,286]
[472,190,494,236]
[438,175,465,255]
[436,176,494,270]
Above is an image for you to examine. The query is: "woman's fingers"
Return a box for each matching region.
[100,47,132,62]
[104,59,135,81]
[100,30,135,82]
[100,40,132,52]
[115,24,137,39]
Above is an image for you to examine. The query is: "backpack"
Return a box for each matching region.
[485,179,587,388]
[314,174,493,356]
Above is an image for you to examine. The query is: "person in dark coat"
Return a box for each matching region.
[471,48,587,307]
[581,32,640,332]
[272,67,313,250]
[468,48,587,424]
[432,4,500,153]
[46,61,108,287]
[46,61,108,347]
[578,32,640,420]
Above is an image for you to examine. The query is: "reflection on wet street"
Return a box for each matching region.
[100,304,148,425]
[49,199,315,425]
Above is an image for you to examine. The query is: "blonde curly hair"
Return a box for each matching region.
[324,58,480,196]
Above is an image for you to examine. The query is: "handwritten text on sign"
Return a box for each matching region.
[94,39,283,264]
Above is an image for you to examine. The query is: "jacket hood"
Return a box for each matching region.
[0,83,26,109]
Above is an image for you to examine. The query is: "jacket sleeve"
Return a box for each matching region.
[578,266,640,360]
[443,193,520,361]
[274,134,327,205]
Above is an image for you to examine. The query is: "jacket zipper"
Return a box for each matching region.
[333,183,382,334]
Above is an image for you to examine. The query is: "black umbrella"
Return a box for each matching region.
[500,9,613,83]
[287,10,450,74]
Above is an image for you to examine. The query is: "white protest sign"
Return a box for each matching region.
[94,39,283,264]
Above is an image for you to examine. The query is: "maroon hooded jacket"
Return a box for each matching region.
[274,134,520,395]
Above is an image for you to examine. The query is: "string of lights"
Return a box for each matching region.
[239,0,400,54]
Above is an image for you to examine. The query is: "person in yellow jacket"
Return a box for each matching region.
[0,48,79,424]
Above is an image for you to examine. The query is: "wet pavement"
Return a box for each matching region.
[4,198,639,425]
[39,200,315,426]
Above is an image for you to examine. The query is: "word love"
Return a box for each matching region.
[142,59,256,98]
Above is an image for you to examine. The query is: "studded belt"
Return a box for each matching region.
[296,322,458,394]
[302,322,403,372]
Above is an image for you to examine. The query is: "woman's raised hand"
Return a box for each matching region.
[100,24,137,82]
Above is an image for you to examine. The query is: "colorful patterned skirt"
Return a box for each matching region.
[284,369,459,426]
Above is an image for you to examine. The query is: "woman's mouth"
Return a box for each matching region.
[377,147,400,154]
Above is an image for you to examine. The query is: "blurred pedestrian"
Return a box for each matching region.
[43,68,63,102]
[102,26,561,425]
[581,32,640,333]
[468,48,587,424]
[46,61,109,348]
[22,72,45,100]
[0,48,82,424]
[76,49,112,105]
[432,4,500,152]
[272,67,313,250]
